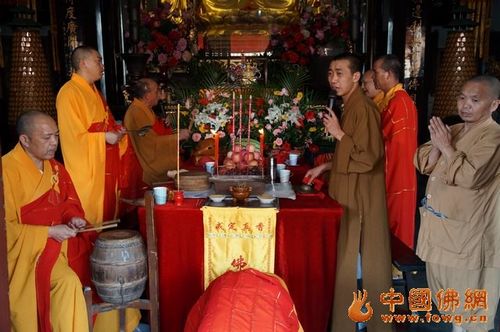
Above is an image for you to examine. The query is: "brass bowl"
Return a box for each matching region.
[229,185,252,202]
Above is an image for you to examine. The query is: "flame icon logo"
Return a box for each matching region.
[347,289,374,322]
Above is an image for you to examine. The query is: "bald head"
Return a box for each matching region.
[362,70,382,99]
[133,78,158,99]
[17,111,59,163]
[16,111,55,137]
[132,78,161,108]
[71,46,97,71]
[466,75,500,99]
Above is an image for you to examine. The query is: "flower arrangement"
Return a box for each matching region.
[267,3,350,64]
[134,3,195,75]
[257,88,307,151]
[187,89,232,147]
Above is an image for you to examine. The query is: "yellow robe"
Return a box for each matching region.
[124,98,178,185]
[56,73,108,223]
[57,74,140,332]
[2,144,88,332]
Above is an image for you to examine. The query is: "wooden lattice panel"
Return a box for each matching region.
[432,30,477,118]
[8,29,56,125]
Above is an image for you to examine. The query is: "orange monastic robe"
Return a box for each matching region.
[124,98,178,185]
[56,73,127,223]
[381,83,418,249]
[2,144,89,332]
[57,74,140,331]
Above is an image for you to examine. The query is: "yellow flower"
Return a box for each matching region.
[308,127,317,132]
[273,90,281,96]
[296,92,303,101]
[199,124,208,133]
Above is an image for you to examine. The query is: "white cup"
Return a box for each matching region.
[288,153,299,166]
[153,186,168,205]
[205,161,215,175]
[276,163,286,172]
[279,169,291,183]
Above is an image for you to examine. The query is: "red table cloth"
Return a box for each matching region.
[138,195,343,332]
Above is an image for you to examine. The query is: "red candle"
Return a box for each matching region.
[259,128,264,158]
[213,130,219,174]
[232,91,236,151]
[239,94,243,148]
[247,95,252,147]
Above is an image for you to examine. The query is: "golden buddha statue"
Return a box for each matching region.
[199,0,301,25]
[161,0,304,25]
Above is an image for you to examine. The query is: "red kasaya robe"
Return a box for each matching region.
[381,84,418,249]
[3,144,89,332]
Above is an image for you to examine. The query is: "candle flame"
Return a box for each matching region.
[258,128,264,134]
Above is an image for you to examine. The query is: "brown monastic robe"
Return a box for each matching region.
[124,98,178,185]
[329,87,393,332]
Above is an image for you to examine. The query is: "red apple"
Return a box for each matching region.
[233,144,242,153]
[224,159,236,170]
[246,144,255,153]
[226,151,233,158]
[244,152,254,162]
[232,153,241,164]
[237,161,248,170]
[253,151,261,160]
[248,160,259,167]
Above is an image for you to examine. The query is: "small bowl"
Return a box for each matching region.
[257,194,275,204]
[209,194,226,203]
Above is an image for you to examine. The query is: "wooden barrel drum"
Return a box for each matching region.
[90,230,147,304]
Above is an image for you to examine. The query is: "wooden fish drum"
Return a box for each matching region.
[90,230,147,304]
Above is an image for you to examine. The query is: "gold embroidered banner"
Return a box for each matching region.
[202,206,277,288]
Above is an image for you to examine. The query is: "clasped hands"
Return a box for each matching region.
[428,116,454,157]
[48,217,87,242]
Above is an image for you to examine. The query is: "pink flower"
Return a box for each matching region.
[176,38,187,51]
[265,124,272,130]
[315,30,325,41]
[218,131,226,138]
[173,50,182,60]
[192,132,202,142]
[181,50,192,62]
[157,53,168,64]
[273,128,282,136]
[275,138,283,146]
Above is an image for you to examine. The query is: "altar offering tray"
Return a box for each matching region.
[210,175,267,195]
[204,195,279,209]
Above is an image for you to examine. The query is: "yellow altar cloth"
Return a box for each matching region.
[202,206,277,288]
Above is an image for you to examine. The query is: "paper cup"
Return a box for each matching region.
[279,169,291,183]
[276,163,286,172]
[153,186,168,205]
[288,153,299,166]
[205,161,215,175]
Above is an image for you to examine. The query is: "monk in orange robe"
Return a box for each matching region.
[56,46,140,332]
[362,69,384,110]
[124,78,189,185]
[2,111,89,332]
[56,45,127,223]
[373,54,418,249]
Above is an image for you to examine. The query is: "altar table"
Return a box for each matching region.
[138,195,343,332]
